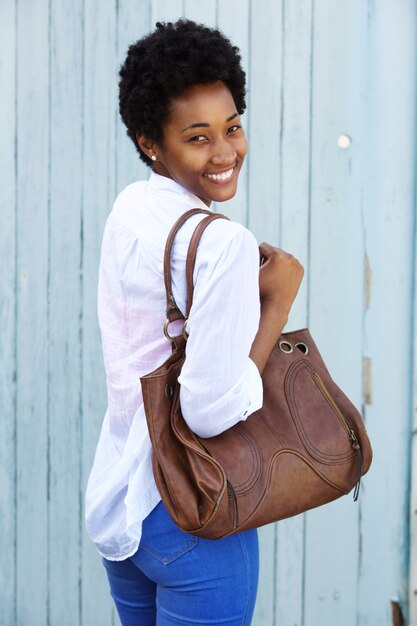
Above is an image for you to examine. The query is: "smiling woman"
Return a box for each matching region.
[85,18,304,626]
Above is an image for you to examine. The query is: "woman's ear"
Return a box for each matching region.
[136,132,157,161]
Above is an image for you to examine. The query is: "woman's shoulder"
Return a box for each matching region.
[194,214,258,263]
[111,180,148,226]
[102,179,258,267]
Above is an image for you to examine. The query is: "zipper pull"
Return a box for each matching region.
[352,444,363,501]
[348,427,358,443]
[345,426,362,500]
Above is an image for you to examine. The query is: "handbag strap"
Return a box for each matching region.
[185,213,229,316]
[163,207,229,343]
[163,208,211,323]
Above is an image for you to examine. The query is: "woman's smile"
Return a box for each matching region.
[203,165,236,183]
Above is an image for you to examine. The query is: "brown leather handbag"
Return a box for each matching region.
[140,208,373,539]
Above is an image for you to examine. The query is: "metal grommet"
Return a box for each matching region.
[165,383,174,399]
[295,341,309,355]
[279,340,294,354]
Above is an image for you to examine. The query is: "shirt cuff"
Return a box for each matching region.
[238,357,264,421]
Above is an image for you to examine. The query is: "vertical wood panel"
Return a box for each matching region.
[217,0,250,226]
[410,68,417,615]
[409,227,417,620]
[303,1,370,624]
[48,0,83,624]
[358,1,416,623]
[81,2,118,625]
[274,1,314,623]
[279,0,312,327]
[247,3,283,623]
[15,1,49,624]
[116,0,151,193]
[0,1,16,624]
[247,0,281,243]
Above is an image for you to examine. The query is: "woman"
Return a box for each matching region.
[85,19,304,626]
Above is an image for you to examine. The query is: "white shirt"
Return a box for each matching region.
[84,171,263,561]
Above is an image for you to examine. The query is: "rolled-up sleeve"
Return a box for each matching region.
[178,225,263,438]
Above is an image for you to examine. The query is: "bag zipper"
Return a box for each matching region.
[312,370,362,500]
[227,481,238,529]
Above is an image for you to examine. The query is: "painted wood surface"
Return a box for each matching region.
[15,1,49,624]
[0,1,415,625]
[81,2,118,624]
[0,2,16,625]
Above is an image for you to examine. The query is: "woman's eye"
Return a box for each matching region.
[228,124,241,133]
[188,135,206,142]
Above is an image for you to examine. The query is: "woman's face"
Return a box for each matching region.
[137,81,248,206]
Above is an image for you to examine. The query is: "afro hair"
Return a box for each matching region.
[118,19,247,166]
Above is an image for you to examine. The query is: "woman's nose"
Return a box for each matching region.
[210,148,237,167]
[209,135,237,166]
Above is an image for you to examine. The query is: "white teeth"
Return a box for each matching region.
[204,168,234,181]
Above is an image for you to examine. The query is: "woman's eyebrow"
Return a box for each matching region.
[181,112,239,133]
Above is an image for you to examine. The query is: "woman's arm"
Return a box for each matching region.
[178,225,263,439]
[250,242,304,375]
[177,228,304,439]
[249,299,289,375]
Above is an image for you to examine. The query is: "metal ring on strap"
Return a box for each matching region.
[163,319,176,342]
[164,318,189,342]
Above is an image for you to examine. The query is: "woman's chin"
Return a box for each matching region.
[200,178,239,204]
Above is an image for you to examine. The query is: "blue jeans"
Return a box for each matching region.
[102,501,259,625]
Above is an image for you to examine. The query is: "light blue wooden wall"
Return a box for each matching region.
[1,1,416,625]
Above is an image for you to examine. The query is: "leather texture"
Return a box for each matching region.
[140,208,373,539]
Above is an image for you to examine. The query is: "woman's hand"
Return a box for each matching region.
[258,242,304,316]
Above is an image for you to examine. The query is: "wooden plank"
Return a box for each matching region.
[0,1,17,624]
[247,0,282,244]
[279,0,312,327]
[217,0,250,226]
[275,516,304,626]
[410,430,417,620]
[303,1,371,624]
[116,0,151,192]
[410,176,417,623]
[253,525,276,626]
[274,3,313,622]
[358,1,416,624]
[15,1,49,624]
[48,1,83,624]
[404,4,417,621]
[248,3,283,623]
[81,2,118,625]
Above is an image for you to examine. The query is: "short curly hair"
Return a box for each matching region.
[118,19,247,166]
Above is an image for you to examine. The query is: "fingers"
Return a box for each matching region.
[259,242,278,267]
[259,242,276,256]
[258,243,304,285]
[259,243,303,266]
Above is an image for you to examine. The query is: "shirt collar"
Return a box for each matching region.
[148,170,212,212]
